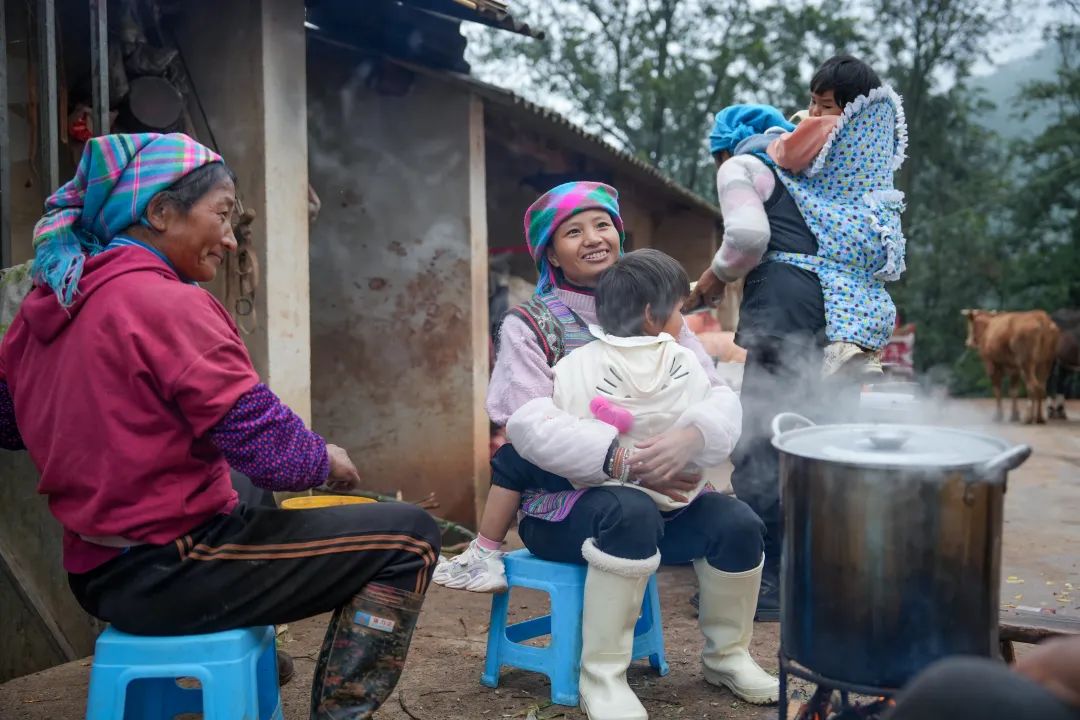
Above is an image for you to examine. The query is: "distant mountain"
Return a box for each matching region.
[970,44,1062,139]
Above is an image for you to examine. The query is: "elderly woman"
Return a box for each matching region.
[478,182,776,719]
[0,134,440,719]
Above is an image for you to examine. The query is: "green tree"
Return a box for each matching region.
[889,88,1012,391]
[1005,6,1079,310]
[464,0,864,196]
[868,0,1014,198]
[866,0,1018,385]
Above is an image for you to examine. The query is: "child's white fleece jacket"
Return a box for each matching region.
[506,326,742,509]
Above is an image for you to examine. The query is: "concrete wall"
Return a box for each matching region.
[651,209,718,280]
[174,0,312,421]
[0,453,103,682]
[307,44,488,524]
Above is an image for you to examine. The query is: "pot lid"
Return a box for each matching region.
[772,422,1011,468]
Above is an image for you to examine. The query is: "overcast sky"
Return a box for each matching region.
[972,0,1060,76]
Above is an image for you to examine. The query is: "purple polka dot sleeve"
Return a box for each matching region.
[209,383,330,491]
[0,381,24,450]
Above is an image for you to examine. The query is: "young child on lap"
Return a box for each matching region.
[704,55,907,377]
[434,250,739,593]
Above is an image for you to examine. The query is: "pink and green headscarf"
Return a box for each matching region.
[524,181,625,293]
[32,133,222,306]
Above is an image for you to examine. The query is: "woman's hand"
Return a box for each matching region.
[684,268,726,312]
[631,426,706,498]
[324,443,363,493]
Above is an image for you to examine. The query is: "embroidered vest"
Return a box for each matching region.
[509,292,594,366]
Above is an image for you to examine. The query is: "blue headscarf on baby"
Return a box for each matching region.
[708,105,794,155]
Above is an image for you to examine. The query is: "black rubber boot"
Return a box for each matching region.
[310,583,425,720]
[277,649,295,687]
[755,529,781,623]
[754,556,780,623]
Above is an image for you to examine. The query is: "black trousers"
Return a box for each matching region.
[884,657,1080,720]
[69,502,441,636]
[493,443,763,572]
[491,443,578,493]
[730,333,857,562]
[520,486,763,572]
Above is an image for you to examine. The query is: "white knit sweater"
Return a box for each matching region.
[508,326,742,510]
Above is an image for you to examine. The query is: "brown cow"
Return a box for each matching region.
[962,309,1060,424]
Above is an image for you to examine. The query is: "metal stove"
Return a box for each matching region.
[779,651,897,720]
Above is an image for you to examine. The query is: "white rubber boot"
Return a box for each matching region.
[579,538,660,720]
[694,557,780,705]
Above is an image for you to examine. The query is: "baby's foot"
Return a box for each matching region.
[823,342,883,378]
[432,538,508,593]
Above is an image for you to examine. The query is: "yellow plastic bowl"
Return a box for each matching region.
[281,495,377,510]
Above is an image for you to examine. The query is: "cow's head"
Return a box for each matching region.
[961,309,996,349]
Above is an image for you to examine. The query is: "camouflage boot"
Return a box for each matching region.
[310,583,425,720]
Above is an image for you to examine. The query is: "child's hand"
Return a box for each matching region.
[685,269,725,312]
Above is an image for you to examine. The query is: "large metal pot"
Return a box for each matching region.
[771,413,1032,691]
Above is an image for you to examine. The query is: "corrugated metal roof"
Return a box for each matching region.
[405,0,545,39]
[403,63,721,218]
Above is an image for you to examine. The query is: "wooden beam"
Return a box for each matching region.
[89,0,109,137]
[37,0,59,192]
[0,534,78,662]
[0,0,11,266]
[468,93,490,525]
[1000,609,1080,643]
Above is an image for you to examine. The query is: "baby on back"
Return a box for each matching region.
[552,249,737,509]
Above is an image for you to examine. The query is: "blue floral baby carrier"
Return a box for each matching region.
[771,87,909,350]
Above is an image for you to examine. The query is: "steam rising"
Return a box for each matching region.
[738,330,1004,433]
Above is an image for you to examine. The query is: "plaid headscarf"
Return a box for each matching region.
[708,104,794,155]
[524,181,625,293]
[32,133,222,306]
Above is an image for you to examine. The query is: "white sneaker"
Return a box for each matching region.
[822,341,865,377]
[432,539,508,593]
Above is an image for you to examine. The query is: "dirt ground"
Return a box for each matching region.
[1,399,1077,720]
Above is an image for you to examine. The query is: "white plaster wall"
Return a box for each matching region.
[174,0,312,421]
[307,45,486,523]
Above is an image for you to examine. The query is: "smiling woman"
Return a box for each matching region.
[0,133,441,719]
[126,162,239,283]
[545,208,620,287]
[435,181,778,719]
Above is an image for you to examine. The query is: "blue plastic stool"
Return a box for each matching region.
[85,625,282,720]
[482,549,669,707]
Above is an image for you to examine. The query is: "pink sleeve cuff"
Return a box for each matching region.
[767,116,840,173]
